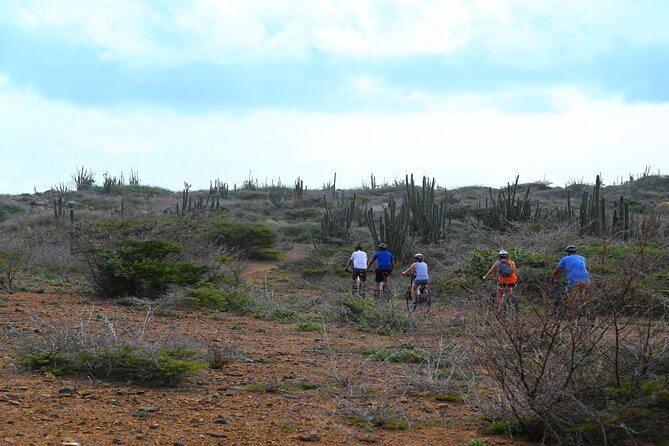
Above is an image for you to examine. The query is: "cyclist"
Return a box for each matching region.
[550,244,590,317]
[367,243,394,298]
[482,250,518,312]
[402,253,429,311]
[345,244,368,294]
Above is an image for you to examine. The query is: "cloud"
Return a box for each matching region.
[4,0,667,66]
[1,76,667,194]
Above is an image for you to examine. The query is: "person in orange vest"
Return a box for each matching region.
[482,249,518,312]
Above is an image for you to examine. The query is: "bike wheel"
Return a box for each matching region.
[417,287,431,313]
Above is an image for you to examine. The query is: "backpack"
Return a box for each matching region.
[497,259,513,278]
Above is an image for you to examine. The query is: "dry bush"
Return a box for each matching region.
[465,231,669,444]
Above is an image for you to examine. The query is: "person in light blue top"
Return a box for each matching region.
[550,245,590,316]
[402,253,429,311]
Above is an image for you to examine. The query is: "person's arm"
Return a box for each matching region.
[345,258,353,271]
[390,255,395,270]
[367,254,377,270]
[482,261,498,281]
[402,263,416,276]
[550,258,565,282]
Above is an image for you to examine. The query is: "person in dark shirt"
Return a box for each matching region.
[367,242,394,298]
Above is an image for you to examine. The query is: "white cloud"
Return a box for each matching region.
[0,78,667,194]
[4,0,667,65]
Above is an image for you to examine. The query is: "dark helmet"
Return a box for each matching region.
[498,249,509,258]
[378,242,388,250]
[414,253,424,261]
[565,245,577,253]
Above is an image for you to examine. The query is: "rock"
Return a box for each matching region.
[208,432,227,438]
[356,433,380,443]
[58,386,76,395]
[213,418,229,424]
[135,433,147,440]
[139,403,159,412]
[298,432,321,442]
[173,442,186,446]
[112,438,123,444]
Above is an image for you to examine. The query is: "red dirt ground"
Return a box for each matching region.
[0,266,536,446]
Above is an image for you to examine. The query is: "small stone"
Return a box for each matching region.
[109,400,122,407]
[213,418,229,424]
[208,432,227,438]
[298,432,321,442]
[173,442,186,446]
[135,433,147,440]
[356,433,380,443]
[59,386,76,395]
[139,403,159,412]
[112,438,123,444]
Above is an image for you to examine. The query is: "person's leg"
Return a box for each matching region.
[496,286,504,312]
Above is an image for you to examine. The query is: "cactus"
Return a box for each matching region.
[313,194,358,246]
[269,182,291,208]
[294,177,306,206]
[366,195,410,259]
[128,168,140,186]
[478,176,533,230]
[181,182,191,216]
[71,166,96,191]
[405,174,447,242]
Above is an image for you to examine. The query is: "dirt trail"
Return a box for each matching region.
[0,242,535,445]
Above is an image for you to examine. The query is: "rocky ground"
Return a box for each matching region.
[0,266,534,446]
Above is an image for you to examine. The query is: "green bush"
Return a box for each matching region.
[19,346,206,387]
[364,344,428,363]
[210,220,278,259]
[0,202,24,221]
[296,321,325,332]
[334,296,415,335]
[280,223,319,242]
[93,239,208,299]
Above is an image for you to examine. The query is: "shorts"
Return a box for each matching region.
[352,268,367,281]
[413,279,429,286]
[497,282,516,289]
[375,269,392,282]
[565,281,588,295]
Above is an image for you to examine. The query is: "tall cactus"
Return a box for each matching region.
[404,174,447,242]
[366,195,410,259]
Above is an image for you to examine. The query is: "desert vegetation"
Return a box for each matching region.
[0,168,668,445]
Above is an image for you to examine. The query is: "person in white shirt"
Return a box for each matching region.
[345,245,368,294]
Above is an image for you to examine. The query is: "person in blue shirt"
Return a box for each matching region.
[550,245,590,316]
[367,242,394,298]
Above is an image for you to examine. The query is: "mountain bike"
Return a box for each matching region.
[406,274,430,313]
[346,268,366,296]
[376,270,391,301]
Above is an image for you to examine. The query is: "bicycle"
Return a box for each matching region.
[376,270,391,300]
[406,274,430,313]
[346,268,366,297]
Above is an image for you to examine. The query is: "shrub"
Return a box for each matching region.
[92,239,208,299]
[20,346,206,387]
[296,321,326,333]
[210,220,278,259]
[332,296,415,335]
[0,202,24,222]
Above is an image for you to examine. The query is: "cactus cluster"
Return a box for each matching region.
[72,166,96,191]
[268,180,290,209]
[404,174,448,243]
[365,195,410,259]
[294,177,306,206]
[313,193,357,246]
[477,175,532,230]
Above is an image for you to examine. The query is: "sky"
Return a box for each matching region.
[1,0,668,194]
